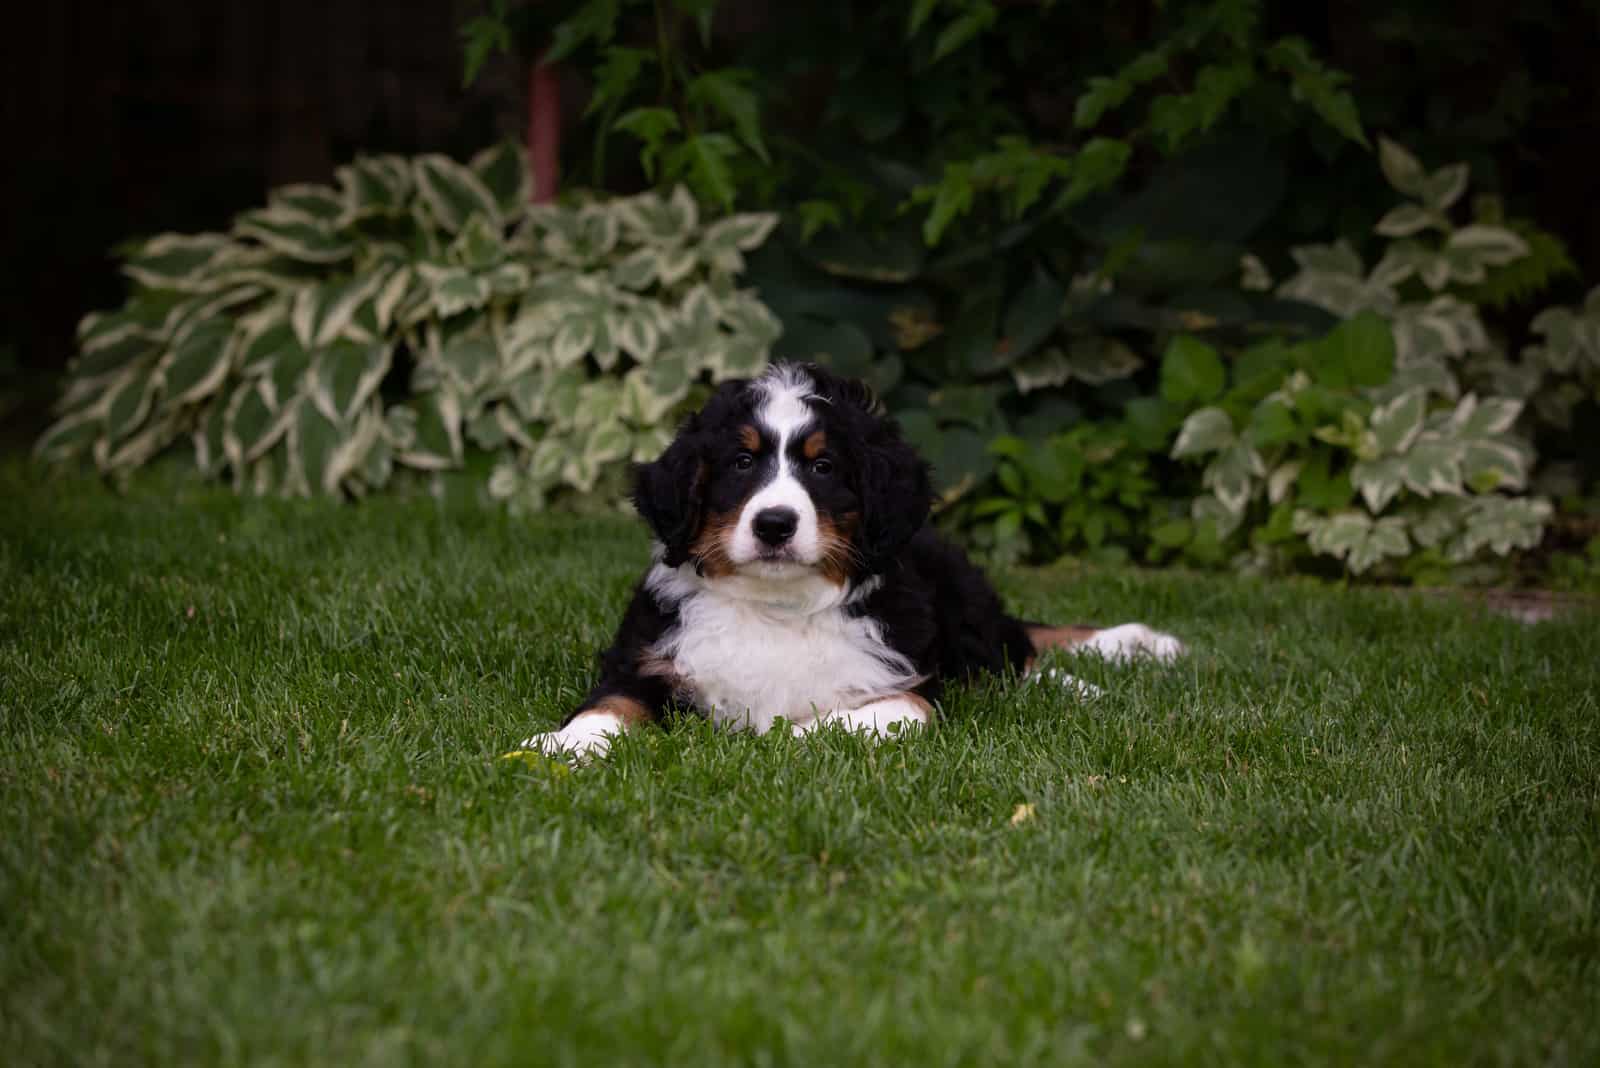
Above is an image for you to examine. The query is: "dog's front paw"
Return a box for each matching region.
[1026,667,1104,699]
[1079,623,1186,664]
[516,712,625,761]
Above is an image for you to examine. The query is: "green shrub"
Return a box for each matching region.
[944,137,1582,580]
[36,146,781,507]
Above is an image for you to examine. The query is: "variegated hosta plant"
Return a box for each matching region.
[1165,314,1549,577]
[36,144,781,508]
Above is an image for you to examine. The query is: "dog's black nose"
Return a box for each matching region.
[752,507,799,546]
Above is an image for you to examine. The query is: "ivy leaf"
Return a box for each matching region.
[931,2,997,62]
[668,133,739,211]
[545,0,620,63]
[1057,138,1131,208]
[459,0,512,87]
[587,47,654,117]
[917,162,975,246]
[1266,37,1367,147]
[613,108,682,180]
[686,69,768,163]
[907,0,941,37]
[1074,51,1167,129]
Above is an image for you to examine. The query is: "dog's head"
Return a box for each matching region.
[632,363,931,584]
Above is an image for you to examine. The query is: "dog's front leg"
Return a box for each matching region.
[520,693,658,760]
[792,692,933,740]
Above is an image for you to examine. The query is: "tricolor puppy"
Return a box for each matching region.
[522,362,1184,758]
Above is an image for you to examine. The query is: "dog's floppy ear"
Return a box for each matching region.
[630,380,747,567]
[857,415,933,574]
[631,428,709,567]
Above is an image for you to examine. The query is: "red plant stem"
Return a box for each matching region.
[527,52,560,203]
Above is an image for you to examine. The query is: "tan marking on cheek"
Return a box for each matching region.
[738,424,761,451]
[583,695,654,727]
[1022,624,1100,672]
[802,430,827,460]
[815,511,861,586]
[688,509,741,578]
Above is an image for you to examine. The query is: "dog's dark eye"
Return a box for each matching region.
[810,457,835,476]
[734,452,755,471]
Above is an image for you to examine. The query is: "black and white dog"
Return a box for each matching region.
[523,363,1183,758]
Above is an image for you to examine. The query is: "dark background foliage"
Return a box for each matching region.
[4,1,1597,396]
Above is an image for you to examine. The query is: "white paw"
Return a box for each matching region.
[1078,623,1186,664]
[1025,668,1104,699]
[793,695,931,740]
[517,710,627,760]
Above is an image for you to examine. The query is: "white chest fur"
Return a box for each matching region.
[644,563,923,733]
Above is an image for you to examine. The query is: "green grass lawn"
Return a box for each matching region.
[2,461,1597,1067]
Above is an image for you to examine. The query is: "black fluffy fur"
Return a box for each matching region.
[564,364,1040,727]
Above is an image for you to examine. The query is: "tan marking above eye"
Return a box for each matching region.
[737,424,761,451]
[802,430,827,459]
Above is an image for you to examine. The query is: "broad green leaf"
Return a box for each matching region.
[1160,336,1226,405]
[310,342,392,423]
[615,304,662,362]
[470,141,531,216]
[1447,225,1530,268]
[552,317,597,368]
[1203,442,1265,515]
[1449,393,1522,437]
[160,319,234,406]
[999,268,1064,367]
[269,182,344,223]
[417,264,492,318]
[412,153,501,232]
[224,379,288,468]
[699,213,780,273]
[610,247,660,291]
[396,390,464,470]
[104,367,156,443]
[1247,399,1299,448]
[234,211,353,264]
[1350,456,1404,512]
[582,419,632,467]
[1377,137,1426,198]
[335,155,412,221]
[1454,496,1551,558]
[1172,406,1235,458]
[1369,387,1427,456]
[288,400,344,497]
[1374,203,1442,238]
[1419,163,1469,213]
[1009,347,1072,395]
[34,409,102,462]
[1304,312,1394,389]
[122,232,232,292]
[438,334,499,397]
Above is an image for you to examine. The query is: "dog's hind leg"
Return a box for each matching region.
[1024,622,1186,666]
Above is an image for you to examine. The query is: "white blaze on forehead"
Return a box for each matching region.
[727,365,824,567]
[753,363,820,439]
